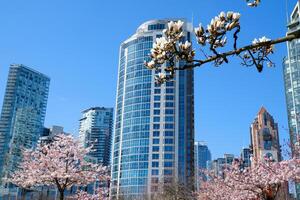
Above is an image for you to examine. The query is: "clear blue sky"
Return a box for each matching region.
[0,0,296,159]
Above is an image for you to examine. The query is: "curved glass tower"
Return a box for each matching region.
[111,19,194,199]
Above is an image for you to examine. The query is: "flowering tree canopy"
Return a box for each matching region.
[198,156,300,200]
[73,187,109,200]
[9,134,109,200]
[144,1,300,83]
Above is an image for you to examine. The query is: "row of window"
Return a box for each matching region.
[152,153,174,160]
[151,169,173,176]
[153,124,174,130]
[152,146,174,152]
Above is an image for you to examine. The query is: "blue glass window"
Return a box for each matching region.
[154,89,161,94]
[164,139,174,144]
[165,102,174,107]
[165,95,174,100]
[152,154,159,159]
[165,109,174,114]
[152,169,159,175]
[164,146,173,151]
[153,124,160,129]
[154,103,160,108]
[164,124,174,129]
[154,96,161,101]
[164,131,174,136]
[152,162,159,168]
[164,162,173,167]
[164,169,173,175]
[153,131,160,137]
[166,88,174,94]
[152,146,159,152]
[153,139,160,144]
[154,110,160,115]
[153,117,160,122]
[165,116,174,122]
[164,154,173,159]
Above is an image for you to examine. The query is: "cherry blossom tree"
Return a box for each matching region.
[8,134,109,200]
[144,1,300,83]
[72,187,109,200]
[198,154,300,200]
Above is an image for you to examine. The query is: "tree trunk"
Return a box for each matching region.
[59,190,64,200]
[21,189,26,200]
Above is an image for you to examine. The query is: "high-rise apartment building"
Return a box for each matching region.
[194,141,211,191]
[111,19,194,199]
[0,64,50,191]
[250,107,281,163]
[241,147,251,168]
[40,125,69,144]
[284,2,300,198]
[79,107,113,166]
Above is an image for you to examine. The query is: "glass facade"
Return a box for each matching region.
[194,142,211,191]
[111,19,194,199]
[284,2,300,198]
[79,107,113,166]
[0,64,50,190]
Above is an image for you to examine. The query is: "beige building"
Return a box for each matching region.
[250,107,281,163]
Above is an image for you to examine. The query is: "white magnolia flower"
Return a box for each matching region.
[158,72,166,80]
[145,60,155,69]
[232,12,241,21]
[248,0,261,7]
[252,36,270,44]
[179,41,192,50]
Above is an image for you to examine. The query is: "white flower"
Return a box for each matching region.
[219,11,226,19]
[158,72,166,79]
[227,11,234,19]
[252,36,270,44]
[179,41,191,50]
[145,60,155,69]
[232,12,241,21]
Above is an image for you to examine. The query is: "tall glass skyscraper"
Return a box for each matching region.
[79,107,113,166]
[284,2,300,199]
[0,64,50,191]
[111,19,194,199]
[194,141,211,191]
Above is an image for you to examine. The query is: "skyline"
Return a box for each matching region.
[0,0,297,159]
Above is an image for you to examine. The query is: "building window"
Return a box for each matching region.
[164,162,173,167]
[152,146,159,152]
[164,131,174,136]
[166,88,174,94]
[165,109,174,115]
[153,139,160,144]
[164,146,173,151]
[165,124,174,129]
[152,169,159,175]
[165,95,174,100]
[153,117,160,122]
[152,154,159,159]
[152,162,159,168]
[154,103,160,108]
[164,169,173,175]
[154,89,161,94]
[164,139,174,144]
[153,131,160,137]
[164,154,173,159]
[154,110,160,115]
[154,96,161,101]
[153,124,160,129]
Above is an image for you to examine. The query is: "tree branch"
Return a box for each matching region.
[175,33,300,71]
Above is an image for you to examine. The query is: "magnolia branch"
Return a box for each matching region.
[175,33,300,71]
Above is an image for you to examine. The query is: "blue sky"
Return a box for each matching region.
[0,0,296,159]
